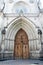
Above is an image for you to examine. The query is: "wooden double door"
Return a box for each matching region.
[14,29,29,59]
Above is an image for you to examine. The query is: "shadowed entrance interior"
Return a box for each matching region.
[14,29,29,59]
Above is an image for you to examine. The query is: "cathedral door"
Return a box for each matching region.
[14,29,29,59]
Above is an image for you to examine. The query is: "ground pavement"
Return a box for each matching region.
[0,59,43,65]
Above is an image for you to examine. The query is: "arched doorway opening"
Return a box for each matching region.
[14,28,30,59]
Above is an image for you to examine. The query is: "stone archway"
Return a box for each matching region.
[5,17,38,59]
[14,28,30,59]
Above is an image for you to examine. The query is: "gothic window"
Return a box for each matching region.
[15,6,28,13]
[29,0,34,3]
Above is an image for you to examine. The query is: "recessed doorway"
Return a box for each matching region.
[14,29,29,59]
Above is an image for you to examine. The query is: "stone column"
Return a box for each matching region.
[38,29,43,58]
[1,28,6,60]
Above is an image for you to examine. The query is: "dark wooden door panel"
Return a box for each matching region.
[23,45,29,59]
[14,44,22,59]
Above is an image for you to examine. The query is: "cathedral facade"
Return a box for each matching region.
[0,0,43,60]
